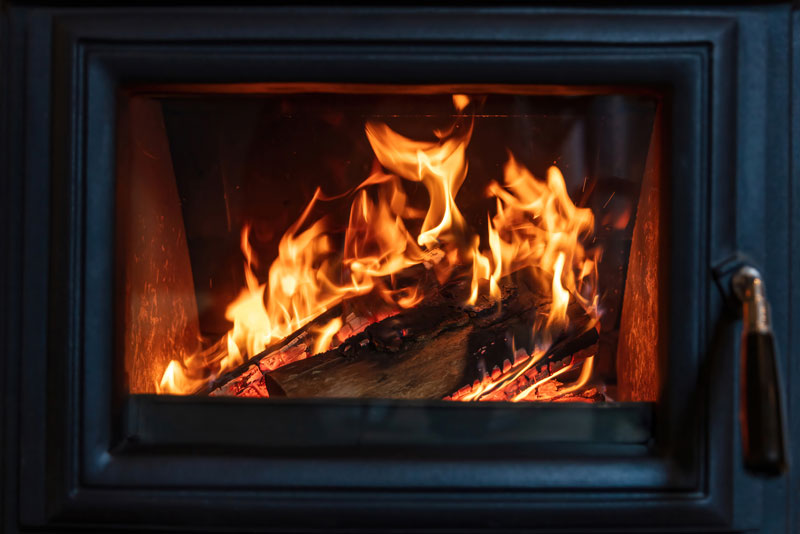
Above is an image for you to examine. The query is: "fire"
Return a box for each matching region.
[468,236,493,305]
[313,317,344,355]
[364,114,472,251]
[158,360,207,395]
[482,158,597,312]
[156,94,600,399]
[344,178,425,280]
[547,252,570,329]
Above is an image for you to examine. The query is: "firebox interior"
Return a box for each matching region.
[116,84,663,404]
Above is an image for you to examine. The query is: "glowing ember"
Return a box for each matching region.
[155,94,601,399]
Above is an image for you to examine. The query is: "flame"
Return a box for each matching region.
[364,114,472,251]
[484,159,596,304]
[156,176,431,393]
[221,332,244,372]
[452,94,470,111]
[467,236,492,305]
[344,178,425,280]
[547,252,570,329]
[511,354,595,402]
[511,358,580,402]
[155,95,601,399]
[313,317,343,355]
[487,218,503,299]
[157,359,207,395]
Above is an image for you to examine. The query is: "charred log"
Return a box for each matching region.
[262,278,598,399]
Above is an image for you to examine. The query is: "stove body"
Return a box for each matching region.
[1,2,799,532]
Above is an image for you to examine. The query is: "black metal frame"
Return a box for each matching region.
[1,3,797,532]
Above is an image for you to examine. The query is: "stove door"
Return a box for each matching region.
[3,4,796,533]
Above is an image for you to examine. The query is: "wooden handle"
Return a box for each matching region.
[733,266,788,476]
[741,331,787,475]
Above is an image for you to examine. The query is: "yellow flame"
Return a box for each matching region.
[313,317,343,355]
[547,252,570,329]
[487,218,503,300]
[452,94,470,111]
[156,360,207,395]
[467,236,492,306]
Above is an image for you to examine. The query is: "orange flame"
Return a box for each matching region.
[484,158,596,304]
[364,115,472,251]
[156,95,601,398]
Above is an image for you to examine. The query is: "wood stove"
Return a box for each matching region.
[1,2,798,532]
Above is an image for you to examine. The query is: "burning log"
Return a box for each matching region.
[266,318,474,399]
[207,300,393,397]
[206,265,442,397]
[261,278,598,399]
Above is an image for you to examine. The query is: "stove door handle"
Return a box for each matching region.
[732,266,789,476]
